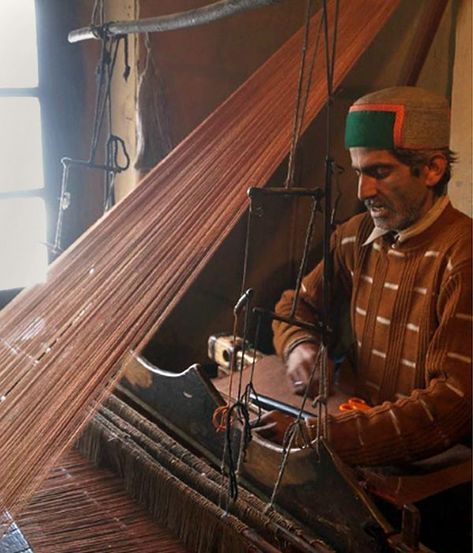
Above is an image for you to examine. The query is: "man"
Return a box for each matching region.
[271,86,472,467]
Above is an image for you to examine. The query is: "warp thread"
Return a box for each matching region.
[0,0,400,530]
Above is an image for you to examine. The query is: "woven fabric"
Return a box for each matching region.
[344,86,450,149]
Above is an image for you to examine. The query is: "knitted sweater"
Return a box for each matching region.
[273,200,472,466]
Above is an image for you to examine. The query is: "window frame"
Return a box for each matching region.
[0,3,47,299]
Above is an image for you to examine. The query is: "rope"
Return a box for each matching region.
[285,0,318,189]
[289,196,321,318]
[320,0,339,348]
[104,135,131,211]
[216,1,325,506]
[265,418,312,511]
[264,0,341,511]
[91,0,104,28]
[53,29,131,253]
[224,401,252,503]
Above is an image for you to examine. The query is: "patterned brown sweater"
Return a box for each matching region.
[273,200,472,466]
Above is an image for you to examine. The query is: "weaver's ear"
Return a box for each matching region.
[424,153,448,188]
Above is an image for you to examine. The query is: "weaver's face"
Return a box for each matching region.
[349,147,434,232]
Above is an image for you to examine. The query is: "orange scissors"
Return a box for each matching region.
[338,397,371,412]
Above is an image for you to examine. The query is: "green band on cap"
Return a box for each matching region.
[345,110,396,149]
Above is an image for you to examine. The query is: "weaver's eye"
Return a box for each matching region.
[366,165,392,180]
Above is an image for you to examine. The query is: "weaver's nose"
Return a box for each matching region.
[357,174,377,202]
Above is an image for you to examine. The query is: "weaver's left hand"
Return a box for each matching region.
[253,411,317,447]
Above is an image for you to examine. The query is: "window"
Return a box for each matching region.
[0,0,48,290]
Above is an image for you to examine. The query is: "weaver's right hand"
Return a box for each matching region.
[253,410,318,448]
[252,410,295,445]
[286,342,321,397]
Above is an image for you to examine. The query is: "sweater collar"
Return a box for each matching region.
[362,195,450,247]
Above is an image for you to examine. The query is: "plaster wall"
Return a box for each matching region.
[450,0,472,217]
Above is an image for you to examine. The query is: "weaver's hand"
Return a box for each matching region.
[253,411,317,447]
[252,410,296,445]
[286,342,320,396]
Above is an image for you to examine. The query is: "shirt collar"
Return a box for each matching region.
[362,195,450,246]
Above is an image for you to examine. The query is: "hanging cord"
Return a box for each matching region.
[321,0,339,164]
[223,210,264,498]
[89,0,105,38]
[104,135,130,210]
[90,34,130,165]
[284,8,324,311]
[320,0,339,348]
[95,34,131,211]
[284,4,323,322]
[214,289,254,509]
[239,200,254,297]
[223,3,324,506]
[231,286,258,492]
[265,343,326,512]
[212,288,254,433]
[52,29,131,253]
[223,398,252,504]
[330,160,344,226]
[213,203,256,509]
[265,2,340,512]
[243,311,263,414]
[289,195,320,318]
[284,0,312,188]
[265,424,307,510]
[285,0,323,188]
[311,0,339,443]
[225,288,254,504]
[212,198,255,430]
[214,0,340,511]
[215,0,322,420]
[91,0,104,28]
[89,36,112,163]
[50,31,115,253]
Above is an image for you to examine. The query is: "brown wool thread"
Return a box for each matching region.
[0,0,399,530]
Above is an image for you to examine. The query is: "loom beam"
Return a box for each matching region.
[68,0,288,43]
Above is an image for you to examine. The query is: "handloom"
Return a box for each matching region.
[76,395,333,553]
[7,395,331,553]
[0,0,399,542]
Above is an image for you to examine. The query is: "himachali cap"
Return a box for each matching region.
[344,86,450,150]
